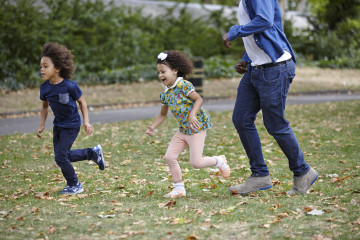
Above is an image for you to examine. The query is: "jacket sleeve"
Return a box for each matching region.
[228,0,275,41]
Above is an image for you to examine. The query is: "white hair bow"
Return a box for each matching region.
[157,52,168,61]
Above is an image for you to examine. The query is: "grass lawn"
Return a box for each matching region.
[1,66,360,114]
[0,100,359,239]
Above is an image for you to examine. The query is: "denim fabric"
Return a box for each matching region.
[228,0,296,64]
[53,126,96,186]
[232,60,310,177]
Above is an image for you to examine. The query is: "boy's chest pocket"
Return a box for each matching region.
[59,93,69,104]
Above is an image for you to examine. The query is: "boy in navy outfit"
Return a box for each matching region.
[37,42,105,194]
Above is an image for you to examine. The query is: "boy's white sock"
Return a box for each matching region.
[215,156,224,168]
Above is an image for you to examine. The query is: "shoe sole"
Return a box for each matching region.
[164,189,186,198]
[167,195,186,199]
[59,188,84,195]
[310,171,319,187]
[97,144,105,170]
[230,185,273,195]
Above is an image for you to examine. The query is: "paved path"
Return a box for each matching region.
[1,93,359,136]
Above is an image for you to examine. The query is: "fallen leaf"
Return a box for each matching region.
[98,214,116,218]
[236,201,248,206]
[170,218,193,224]
[186,234,200,240]
[278,213,289,218]
[312,235,333,240]
[30,207,39,214]
[272,218,281,224]
[307,209,324,216]
[272,178,281,186]
[304,206,314,212]
[120,160,131,165]
[1,210,12,219]
[259,224,270,228]
[48,226,56,234]
[164,200,176,208]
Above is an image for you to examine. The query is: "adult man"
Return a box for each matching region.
[222,0,318,195]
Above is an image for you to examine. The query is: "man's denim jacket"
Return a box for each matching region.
[228,0,296,64]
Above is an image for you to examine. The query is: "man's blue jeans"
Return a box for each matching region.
[53,126,96,186]
[232,59,310,177]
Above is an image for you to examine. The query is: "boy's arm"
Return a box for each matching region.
[77,96,93,136]
[37,100,49,138]
[145,105,168,137]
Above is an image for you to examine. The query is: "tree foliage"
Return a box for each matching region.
[1,0,359,90]
[0,0,242,90]
[288,0,360,68]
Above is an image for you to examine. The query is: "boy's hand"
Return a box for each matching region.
[84,122,93,136]
[146,126,155,137]
[37,126,44,138]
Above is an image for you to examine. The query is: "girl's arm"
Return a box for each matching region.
[188,91,203,130]
[146,105,168,137]
[77,96,93,136]
[37,100,49,138]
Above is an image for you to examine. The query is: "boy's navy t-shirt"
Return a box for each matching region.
[40,79,82,128]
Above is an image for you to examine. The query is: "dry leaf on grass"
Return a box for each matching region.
[259,223,270,228]
[307,209,324,216]
[47,226,56,234]
[304,206,314,212]
[98,214,116,218]
[186,234,200,240]
[278,213,289,218]
[165,200,176,208]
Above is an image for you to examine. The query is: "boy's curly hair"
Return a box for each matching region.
[41,42,75,79]
[157,50,193,78]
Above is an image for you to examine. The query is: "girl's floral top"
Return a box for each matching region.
[160,77,212,135]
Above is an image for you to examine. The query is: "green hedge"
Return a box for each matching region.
[1,0,359,90]
[0,0,243,89]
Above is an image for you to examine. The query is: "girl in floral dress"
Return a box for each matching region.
[146,50,230,198]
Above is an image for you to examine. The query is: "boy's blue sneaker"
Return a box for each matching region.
[59,182,84,195]
[92,144,105,170]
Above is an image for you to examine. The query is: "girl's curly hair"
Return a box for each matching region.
[41,42,75,79]
[157,50,193,78]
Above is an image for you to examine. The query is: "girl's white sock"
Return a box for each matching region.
[215,156,224,168]
[174,182,185,191]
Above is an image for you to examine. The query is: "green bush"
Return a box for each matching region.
[1,0,359,90]
[286,0,360,68]
[0,0,241,90]
[0,0,46,90]
[204,56,239,79]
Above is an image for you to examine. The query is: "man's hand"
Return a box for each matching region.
[235,60,248,74]
[222,32,232,49]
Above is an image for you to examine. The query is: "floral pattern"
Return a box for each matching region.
[160,78,212,135]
